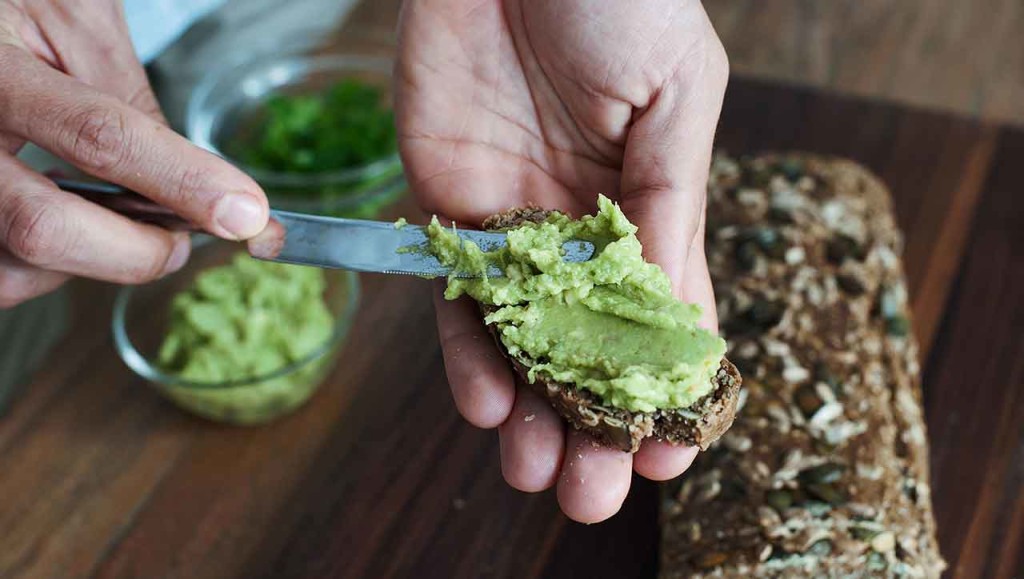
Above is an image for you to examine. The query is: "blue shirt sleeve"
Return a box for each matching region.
[124,0,226,64]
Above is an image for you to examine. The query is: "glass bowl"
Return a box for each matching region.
[112,236,360,425]
[187,53,405,218]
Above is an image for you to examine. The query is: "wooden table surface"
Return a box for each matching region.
[708,0,1024,125]
[1,9,1022,579]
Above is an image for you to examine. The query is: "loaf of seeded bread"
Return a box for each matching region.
[659,153,944,578]
[480,209,743,453]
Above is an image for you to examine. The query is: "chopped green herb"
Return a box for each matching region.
[236,79,397,175]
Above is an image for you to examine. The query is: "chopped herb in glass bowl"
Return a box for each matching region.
[236,79,397,174]
[188,55,405,218]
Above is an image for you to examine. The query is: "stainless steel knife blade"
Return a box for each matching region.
[247,210,595,278]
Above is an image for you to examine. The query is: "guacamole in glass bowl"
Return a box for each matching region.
[113,237,359,425]
[188,54,405,219]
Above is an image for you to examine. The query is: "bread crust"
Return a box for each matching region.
[478,208,742,453]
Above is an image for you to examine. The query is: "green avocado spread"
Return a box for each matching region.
[427,195,726,413]
[158,254,333,382]
[154,254,336,424]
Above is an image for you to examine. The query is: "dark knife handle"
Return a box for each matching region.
[51,177,201,232]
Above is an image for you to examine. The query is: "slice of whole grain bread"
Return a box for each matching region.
[659,153,944,578]
[478,207,742,453]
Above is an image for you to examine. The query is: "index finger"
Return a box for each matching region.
[0,45,268,241]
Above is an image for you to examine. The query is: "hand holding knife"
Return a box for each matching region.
[54,177,595,278]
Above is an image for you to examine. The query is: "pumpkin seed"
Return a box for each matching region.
[803,500,833,516]
[751,168,772,188]
[813,440,836,455]
[826,234,865,264]
[813,362,842,393]
[886,315,910,336]
[723,299,785,336]
[807,540,833,557]
[736,241,759,271]
[867,552,888,571]
[805,482,846,505]
[766,548,789,562]
[794,383,823,416]
[765,242,789,261]
[903,480,920,502]
[748,299,785,329]
[696,551,729,569]
[851,526,882,541]
[799,463,845,485]
[768,207,794,224]
[766,489,793,513]
[754,228,779,250]
[836,273,866,296]
[779,159,804,182]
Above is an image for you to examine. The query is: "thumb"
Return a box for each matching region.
[618,35,728,332]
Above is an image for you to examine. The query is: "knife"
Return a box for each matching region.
[246,211,594,277]
[53,177,595,278]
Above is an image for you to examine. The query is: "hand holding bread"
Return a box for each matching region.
[396,0,730,522]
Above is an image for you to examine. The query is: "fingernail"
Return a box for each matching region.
[163,234,190,275]
[214,194,265,239]
[246,218,285,259]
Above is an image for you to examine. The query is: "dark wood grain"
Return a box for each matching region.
[0,5,1021,578]
[922,130,1024,579]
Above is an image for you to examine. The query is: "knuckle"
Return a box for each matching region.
[3,196,71,267]
[66,106,133,173]
[173,163,215,204]
[124,83,162,118]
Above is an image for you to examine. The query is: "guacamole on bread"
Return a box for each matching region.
[427,196,727,414]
